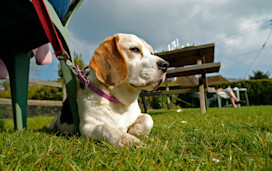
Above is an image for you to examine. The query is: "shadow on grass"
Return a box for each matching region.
[38,125,52,133]
[0,117,80,138]
[0,124,80,141]
[147,109,175,116]
[36,126,81,139]
[0,119,5,130]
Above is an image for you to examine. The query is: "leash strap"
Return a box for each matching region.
[33,0,79,74]
[32,0,66,56]
[33,1,120,103]
[75,65,121,103]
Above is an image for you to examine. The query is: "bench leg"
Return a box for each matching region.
[166,95,171,109]
[2,51,31,130]
[141,96,148,113]
[192,96,195,108]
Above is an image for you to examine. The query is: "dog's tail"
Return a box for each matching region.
[48,113,60,132]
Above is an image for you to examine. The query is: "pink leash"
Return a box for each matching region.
[75,65,121,103]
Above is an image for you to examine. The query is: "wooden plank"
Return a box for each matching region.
[29,78,63,88]
[0,98,62,106]
[0,98,13,105]
[4,78,63,88]
[157,85,199,90]
[166,62,220,78]
[155,43,214,67]
[27,100,62,106]
[140,88,198,97]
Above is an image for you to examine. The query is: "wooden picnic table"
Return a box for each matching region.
[156,43,216,67]
[140,43,221,114]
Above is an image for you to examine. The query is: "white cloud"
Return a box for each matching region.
[69,30,98,64]
[68,0,272,79]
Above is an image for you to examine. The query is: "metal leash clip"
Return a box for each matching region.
[65,60,79,76]
[56,51,71,60]
[56,51,79,76]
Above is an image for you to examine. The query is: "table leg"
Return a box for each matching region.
[141,96,148,113]
[165,79,171,110]
[197,55,206,114]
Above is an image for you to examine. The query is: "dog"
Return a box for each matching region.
[49,33,169,147]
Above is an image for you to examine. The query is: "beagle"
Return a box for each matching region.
[49,33,169,147]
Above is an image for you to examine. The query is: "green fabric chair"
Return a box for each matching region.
[192,92,226,108]
[192,88,249,108]
[0,0,83,132]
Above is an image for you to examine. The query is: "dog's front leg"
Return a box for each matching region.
[81,124,140,147]
[128,114,154,137]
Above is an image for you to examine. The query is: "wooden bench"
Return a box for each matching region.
[140,43,221,114]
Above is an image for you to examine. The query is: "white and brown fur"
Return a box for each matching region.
[49,33,169,147]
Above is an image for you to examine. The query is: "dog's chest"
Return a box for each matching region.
[77,94,140,131]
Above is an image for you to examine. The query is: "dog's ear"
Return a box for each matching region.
[89,35,128,86]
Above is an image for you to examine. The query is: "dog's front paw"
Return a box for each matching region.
[114,133,140,148]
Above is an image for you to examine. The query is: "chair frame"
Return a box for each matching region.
[1,0,83,132]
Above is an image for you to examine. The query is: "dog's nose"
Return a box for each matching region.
[157,60,169,73]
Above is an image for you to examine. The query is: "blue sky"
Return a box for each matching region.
[30,0,272,81]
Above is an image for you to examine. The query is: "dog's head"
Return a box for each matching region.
[89,33,169,91]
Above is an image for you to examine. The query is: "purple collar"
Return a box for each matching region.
[75,65,121,103]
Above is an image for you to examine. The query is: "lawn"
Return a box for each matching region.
[0,106,272,170]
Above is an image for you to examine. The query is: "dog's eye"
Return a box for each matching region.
[130,47,140,53]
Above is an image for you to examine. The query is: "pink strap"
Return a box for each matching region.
[32,43,52,65]
[76,65,121,103]
[0,59,8,79]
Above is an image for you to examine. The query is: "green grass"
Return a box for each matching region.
[0,106,272,170]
